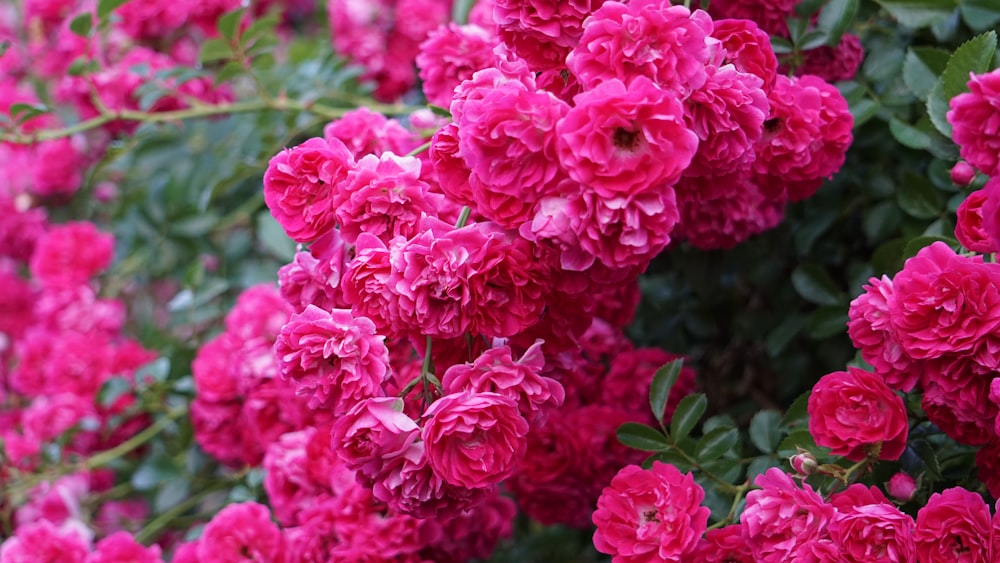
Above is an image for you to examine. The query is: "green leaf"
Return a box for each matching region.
[889,117,933,150]
[912,439,943,480]
[863,201,903,242]
[98,377,131,407]
[766,314,807,357]
[617,422,671,452]
[791,263,842,306]
[782,392,812,429]
[703,414,736,435]
[8,102,49,124]
[771,36,794,55]
[903,47,950,99]
[902,235,959,260]
[897,173,945,218]
[959,0,1000,31]
[817,0,859,46]
[649,358,684,426]
[216,7,245,41]
[243,15,281,44]
[97,0,132,20]
[749,410,783,454]
[670,393,707,439]
[927,30,997,136]
[200,38,234,64]
[69,13,93,37]
[256,211,296,261]
[696,427,740,462]
[777,429,820,457]
[746,456,782,482]
[875,0,958,28]
[808,306,850,339]
[131,453,182,491]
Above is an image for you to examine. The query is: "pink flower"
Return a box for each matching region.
[342,233,406,338]
[886,472,917,502]
[86,532,163,563]
[948,68,1000,177]
[568,2,712,95]
[262,429,329,527]
[847,275,919,390]
[689,525,753,562]
[262,136,355,243]
[428,122,475,207]
[921,354,996,446]
[453,75,569,228]
[742,468,835,561]
[979,177,1000,252]
[190,399,245,467]
[591,462,709,562]
[417,23,499,108]
[914,487,993,562]
[754,74,853,200]
[441,340,564,423]
[30,137,84,198]
[889,242,1000,360]
[493,0,605,70]
[322,107,417,159]
[556,77,698,198]
[225,284,292,343]
[710,19,778,92]
[425,492,517,562]
[274,305,391,414]
[708,0,797,37]
[0,520,90,562]
[422,391,529,489]
[683,64,768,177]
[192,333,240,403]
[333,152,441,244]
[371,440,489,518]
[673,172,786,250]
[794,33,865,83]
[29,221,114,287]
[330,397,421,479]
[828,489,916,562]
[808,367,908,461]
[952,161,977,185]
[197,502,284,563]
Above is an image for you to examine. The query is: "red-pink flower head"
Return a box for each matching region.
[689,524,753,562]
[591,462,709,562]
[322,107,417,159]
[957,188,999,254]
[422,391,530,489]
[557,76,698,199]
[978,177,1000,252]
[417,23,499,108]
[87,531,164,563]
[197,502,284,562]
[330,397,421,480]
[710,18,778,93]
[794,33,865,83]
[274,305,391,414]
[921,354,996,446]
[948,68,1000,177]
[914,487,994,562]
[568,2,712,95]
[889,241,1000,361]
[808,367,908,461]
[493,0,607,70]
[754,74,853,201]
[708,0,797,37]
[846,275,919,390]
[263,136,355,243]
[741,468,836,560]
[29,221,114,288]
[828,485,916,562]
[441,340,564,424]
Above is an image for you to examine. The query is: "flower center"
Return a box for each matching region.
[613,127,641,152]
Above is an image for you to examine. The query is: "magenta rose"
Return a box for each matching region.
[808,367,908,461]
[197,502,284,562]
[847,275,920,390]
[956,188,998,254]
[948,68,1000,177]
[914,487,993,562]
[889,241,1000,360]
[592,461,709,562]
[263,136,355,243]
[422,391,529,489]
[331,397,420,479]
[742,468,836,560]
[828,490,916,562]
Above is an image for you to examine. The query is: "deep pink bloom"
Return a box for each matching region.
[322,107,417,159]
[330,397,421,479]
[948,68,1000,177]
[424,492,517,562]
[592,462,709,562]
[957,188,999,254]
[886,472,917,502]
[225,283,293,343]
[568,2,712,95]
[334,152,441,244]
[710,19,779,92]
[277,250,346,314]
[708,0,798,37]
[0,520,90,562]
[979,177,1000,252]
[754,74,853,200]
[262,136,355,243]
[342,233,407,338]
[262,429,329,527]
[672,172,786,250]
[441,340,564,423]
[952,161,977,185]
[453,75,569,228]
[921,354,996,446]
[30,137,85,198]
[417,23,499,108]
[795,33,865,83]
[428,122,475,207]
[683,64,768,177]
[493,0,606,70]
[190,399,245,467]
[557,77,697,198]
[889,242,1000,360]
[914,487,994,562]
[808,367,908,461]
[847,275,920,390]
[422,391,529,489]
[191,333,240,403]
[828,492,916,562]
[29,221,114,287]
[197,502,284,562]
[689,525,753,562]
[274,305,390,414]
[742,468,836,561]
[86,532,163,563]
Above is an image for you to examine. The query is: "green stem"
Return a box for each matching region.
[455,206,471,229]
[84,406,188,470]
[405,140,432,157]
[133,484,221,544]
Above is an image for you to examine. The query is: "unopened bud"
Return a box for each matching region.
[886,472,917,502]
[951,161,977,186]
[789,451,818,476]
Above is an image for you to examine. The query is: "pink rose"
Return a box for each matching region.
[846,275,920,390]
[689,524,753,562]
[710,18,779,92]
[330,397,421,479]
[808,367,908,461]
[422,391,529,489]
[948,68,1000,177]
[956,188,998,254]
[592,462,709,562]
[914,487,993,562]
[86,532,163,563]
[198,502,284,562]
[742,468,835,560]
[263,136,355,243]
[29,221,114,288]
[886,472,917,502]
[828,487,916,562]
